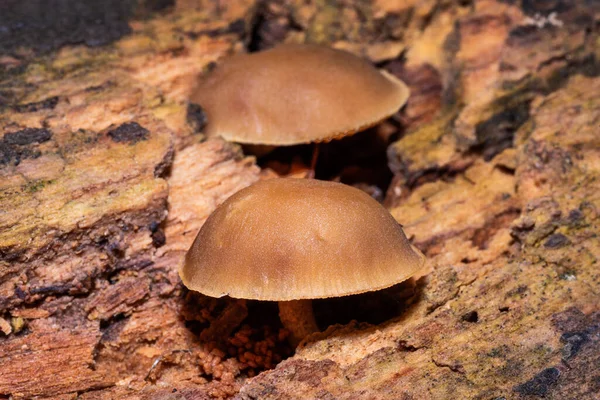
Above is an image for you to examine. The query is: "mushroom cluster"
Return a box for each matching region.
[181,44,423,348]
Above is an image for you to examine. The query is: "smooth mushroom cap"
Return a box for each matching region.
[191,44,409,145]
[180,178,425,301]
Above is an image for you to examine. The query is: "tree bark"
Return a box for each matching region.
[0,0,598,399]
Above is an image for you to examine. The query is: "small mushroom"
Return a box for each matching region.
[191,44,410,174]
[180,178,425,346]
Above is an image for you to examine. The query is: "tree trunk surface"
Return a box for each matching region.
[0,0,598,399]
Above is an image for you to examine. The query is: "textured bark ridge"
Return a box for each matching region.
[0,0,599,399]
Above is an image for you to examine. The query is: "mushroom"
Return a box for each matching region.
[180,178,425,346]
[191,44,409,175]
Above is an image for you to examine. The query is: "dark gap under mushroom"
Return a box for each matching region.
[254,127,397,201]
[179,278,423,376]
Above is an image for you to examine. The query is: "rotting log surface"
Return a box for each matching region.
[0,0,599,399]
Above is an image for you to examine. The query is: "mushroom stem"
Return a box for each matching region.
[278,299,319,346]
[305,143,320,179]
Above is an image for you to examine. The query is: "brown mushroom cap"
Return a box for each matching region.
[191,44,409,145]
[180,178,425,301]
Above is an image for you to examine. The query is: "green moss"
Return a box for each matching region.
[306,0,344,44]
[11,317,25,333]
[486,345,510,358]
[22,179,54,194]
[388,110,459,173]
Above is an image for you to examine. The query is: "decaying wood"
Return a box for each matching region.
[0,0,599,399]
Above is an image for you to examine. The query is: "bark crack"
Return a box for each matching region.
[431,357,466,375]
[426,276,479,315]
